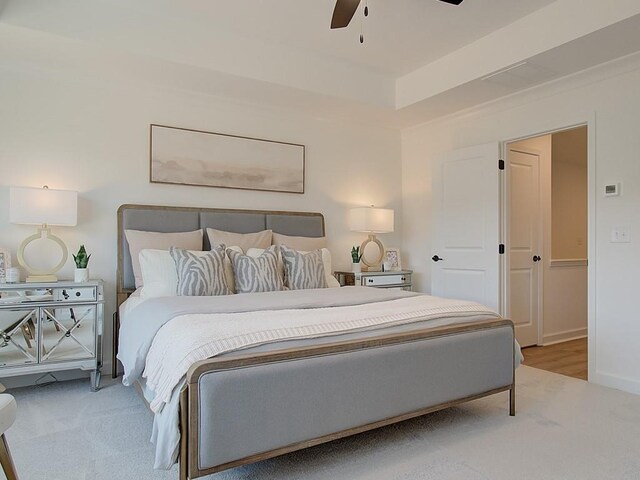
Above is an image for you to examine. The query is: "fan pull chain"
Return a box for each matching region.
[360,0,368,44]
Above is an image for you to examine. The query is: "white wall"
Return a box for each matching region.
[402,53,640,394]
[0,59,402,377]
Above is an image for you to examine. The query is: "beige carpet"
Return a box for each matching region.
[4,366,640,479]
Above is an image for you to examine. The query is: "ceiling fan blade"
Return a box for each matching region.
[331,0,362,29]
[439,0,464,4]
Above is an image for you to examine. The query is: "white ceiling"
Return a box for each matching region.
[1,0,557,75]
[2,0,640,126]
[117,0,558,76]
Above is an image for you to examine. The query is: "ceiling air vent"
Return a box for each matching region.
[481,62,556,90]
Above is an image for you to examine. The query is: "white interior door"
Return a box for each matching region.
[431,143,501,311]
[508,148,542,347]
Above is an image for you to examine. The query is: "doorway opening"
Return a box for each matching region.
[505,126,588,380]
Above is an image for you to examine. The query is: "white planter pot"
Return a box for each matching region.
[74,268,89,283]
[5,267,20,283]
[352,263,362,273]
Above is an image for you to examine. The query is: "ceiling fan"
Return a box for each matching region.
[331,0,464,29]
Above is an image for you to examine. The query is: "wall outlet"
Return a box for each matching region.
[611,226,631,243]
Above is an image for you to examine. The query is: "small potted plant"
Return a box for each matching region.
[351,246,362,273]
[73,245,91,282]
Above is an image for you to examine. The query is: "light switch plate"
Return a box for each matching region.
[611,226,631,243]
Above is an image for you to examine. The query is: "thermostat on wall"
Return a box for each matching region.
[605,183,621,196]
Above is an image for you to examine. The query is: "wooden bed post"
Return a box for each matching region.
[509,383,516,416]
[112,311,119,378]
[509,323,516,417]
[179,386,190,480]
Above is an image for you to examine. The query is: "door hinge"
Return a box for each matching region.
[499,244,505,254]
[498,159,505,170]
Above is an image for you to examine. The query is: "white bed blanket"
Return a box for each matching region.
[144,293,500,413]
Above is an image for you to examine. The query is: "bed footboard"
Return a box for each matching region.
[180,319,515,480]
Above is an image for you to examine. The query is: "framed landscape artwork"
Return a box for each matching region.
[150,124,305,194]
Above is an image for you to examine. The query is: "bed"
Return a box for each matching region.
[113,204,519,480]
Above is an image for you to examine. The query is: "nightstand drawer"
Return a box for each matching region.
[0,286,97,304]
[53,286,97,302]
[362,274,408,286]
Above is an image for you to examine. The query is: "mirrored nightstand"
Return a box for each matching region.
[0,280,104,391]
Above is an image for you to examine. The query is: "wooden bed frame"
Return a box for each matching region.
[114,204,516,480]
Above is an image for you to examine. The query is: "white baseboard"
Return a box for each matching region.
[542,328,588,346]
[592,371,640,396]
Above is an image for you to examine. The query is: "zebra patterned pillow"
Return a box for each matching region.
[280,245,327,290]
[169,245,231,296]
[227,245,284,294]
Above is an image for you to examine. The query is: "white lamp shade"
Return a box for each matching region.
[349,207,394,234]
[10,186,78,226]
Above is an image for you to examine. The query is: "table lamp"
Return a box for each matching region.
[10,186,78,283]
[349,206,394,270]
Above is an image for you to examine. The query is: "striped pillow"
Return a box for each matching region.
[170,245,231,296]
[227,245,284,294]
[281,245,327,290]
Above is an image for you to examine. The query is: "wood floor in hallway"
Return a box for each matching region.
[521,337,588,380]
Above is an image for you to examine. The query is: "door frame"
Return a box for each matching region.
[499,114,596,380]
[504,144,545,346]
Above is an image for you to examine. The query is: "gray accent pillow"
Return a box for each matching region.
[227,245,284,294]
[281,245,327,290]
[170,245,231,296]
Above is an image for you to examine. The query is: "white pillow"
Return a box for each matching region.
[139,249,178,298]
[139,246,242,298]
[125,229,203,288]
[246,247,340,288]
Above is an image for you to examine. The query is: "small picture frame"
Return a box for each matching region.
[384,248,402,271]
[0,247,10,283]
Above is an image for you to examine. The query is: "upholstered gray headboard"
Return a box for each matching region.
[116,204,325,296]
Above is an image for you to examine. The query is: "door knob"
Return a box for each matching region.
[432,255,444,262]
[533,255,541,262]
